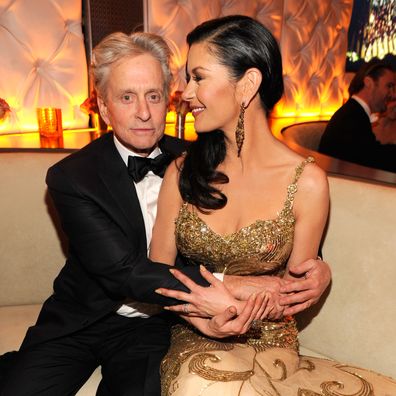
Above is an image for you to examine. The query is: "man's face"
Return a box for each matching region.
[370,69,395,113]
[98,53,167,156]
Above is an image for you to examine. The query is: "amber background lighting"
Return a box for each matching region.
[0,0,353,140]
[36,108,63,138]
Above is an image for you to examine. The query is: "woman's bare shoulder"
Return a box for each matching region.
[296,158,329,200]
[278,146,328,190]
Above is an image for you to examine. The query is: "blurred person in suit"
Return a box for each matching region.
[319,59,396,173]
[373,96,396,144]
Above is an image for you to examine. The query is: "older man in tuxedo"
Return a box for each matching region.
[1,32,330,396]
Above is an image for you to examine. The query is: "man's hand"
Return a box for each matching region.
[280,258,331,316]
[223,258,331,318]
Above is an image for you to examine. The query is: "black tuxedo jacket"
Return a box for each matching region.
[319,98,396,172]
[22,132,203,349]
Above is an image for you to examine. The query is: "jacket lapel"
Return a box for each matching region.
[93,133,186,250]
[96,134,147,248]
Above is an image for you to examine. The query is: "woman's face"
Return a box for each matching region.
[182,42,241,134]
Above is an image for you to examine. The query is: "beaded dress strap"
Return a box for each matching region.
[283,156,315,213]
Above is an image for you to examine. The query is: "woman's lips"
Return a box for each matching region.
[191,107,205,118]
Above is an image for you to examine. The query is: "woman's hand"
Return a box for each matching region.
[261,291,285,320]
[186,293,265,338]
[156,265,245,317]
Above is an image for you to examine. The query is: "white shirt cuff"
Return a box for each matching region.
[213,272,224,282]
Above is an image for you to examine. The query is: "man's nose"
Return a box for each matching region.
[135,98,150,121]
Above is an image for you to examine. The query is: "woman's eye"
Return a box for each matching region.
[192,75,202,82]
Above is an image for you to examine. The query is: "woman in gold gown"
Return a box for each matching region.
[150,15,396,396]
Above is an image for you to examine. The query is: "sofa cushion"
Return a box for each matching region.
[298,345,330,360]
[0,304,41,354]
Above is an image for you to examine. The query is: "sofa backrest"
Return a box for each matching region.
[0,151,71,305]
[298,175,396,378]
[281,121,328,150]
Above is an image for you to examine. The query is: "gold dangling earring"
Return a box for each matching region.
[235,103,245,157]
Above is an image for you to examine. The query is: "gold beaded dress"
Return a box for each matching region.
[160,158,396,396]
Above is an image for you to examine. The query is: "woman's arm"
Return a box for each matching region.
[285,163,330,280]
[276,163,330,315]
[149,159,183,265]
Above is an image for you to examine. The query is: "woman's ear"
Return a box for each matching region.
[238,68,262,106]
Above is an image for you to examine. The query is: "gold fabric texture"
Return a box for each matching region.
[161,157,396,395]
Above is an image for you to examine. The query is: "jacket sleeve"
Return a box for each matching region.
[46,165,208,306]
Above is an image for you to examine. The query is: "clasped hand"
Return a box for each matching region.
[155,259,330,338]
[156,265,275,320]
[155,265,279,338]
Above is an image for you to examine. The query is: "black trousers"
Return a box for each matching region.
[0,312,171,396]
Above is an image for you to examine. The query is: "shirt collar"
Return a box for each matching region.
[351,95,378,123]
[113,135,162,167]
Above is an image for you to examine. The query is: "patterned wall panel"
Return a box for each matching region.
[279,0,352,116]
[146,0,353,118]
[0,0,88,133]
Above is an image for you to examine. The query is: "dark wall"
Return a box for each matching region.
[83,0,144,65]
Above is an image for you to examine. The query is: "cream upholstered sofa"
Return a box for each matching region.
[1,149,395,396]
[0,150,100,395]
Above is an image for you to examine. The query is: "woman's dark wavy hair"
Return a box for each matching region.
[179,15,284,211]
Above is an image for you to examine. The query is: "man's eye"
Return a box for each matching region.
[147,93,161,103]
[122,94,133,103]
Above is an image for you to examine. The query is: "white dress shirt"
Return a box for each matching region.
[351,95,378,123]
[113,135,163,318]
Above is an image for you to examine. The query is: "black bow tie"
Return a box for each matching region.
[127,153,172,183]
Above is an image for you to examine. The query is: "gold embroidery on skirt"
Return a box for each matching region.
[273,359,287,380]
[161,318,298,395]
[298,390,322,396]
[189,352,254,381]
[297,364,374,396]
[161,324,235,396]
[320,364,374,396]
[298,358,316,372]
